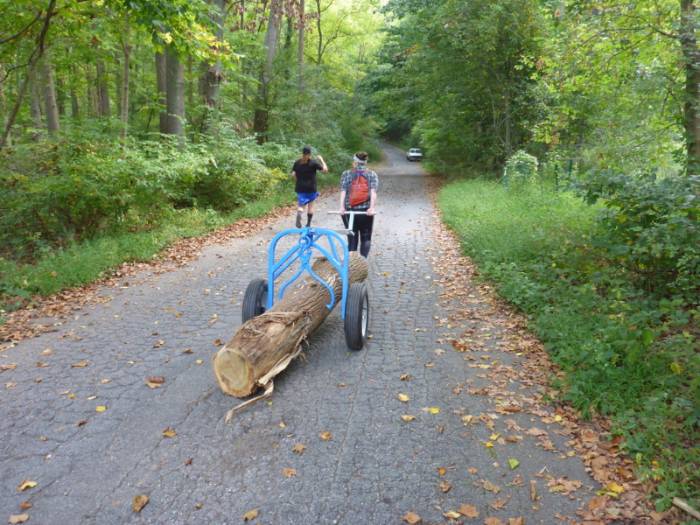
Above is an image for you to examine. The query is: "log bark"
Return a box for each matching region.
[214,253,369,397]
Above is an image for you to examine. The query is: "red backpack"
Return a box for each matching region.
[348,171,370,208]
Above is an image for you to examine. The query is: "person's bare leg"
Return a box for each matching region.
[296,204,304,228]
[306,200,315,227]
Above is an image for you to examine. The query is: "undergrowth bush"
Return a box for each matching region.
[0,132,298,261]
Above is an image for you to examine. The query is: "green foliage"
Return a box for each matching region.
[439,179,699,510]
[579,172,700,301]
[367,0,546,173]
[503,150,539,188]
[0,130,296,261]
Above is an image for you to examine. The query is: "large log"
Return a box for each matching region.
[213,253,368,398]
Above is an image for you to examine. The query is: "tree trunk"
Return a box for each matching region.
[41,53,60,133]
[70,66,79,119]
[253,0,283,143]
[200,0,225,110]
[214,254,369,397]
[29,66,43,139]
[96,60,111,117]
[298,0,305,91]
[155,52,168,134]
[165,45,185,138]
[55,74,65,116]
[315,0,323,64]
[115,56,122,118]
[120,41,131,142]
[681,0,699,174]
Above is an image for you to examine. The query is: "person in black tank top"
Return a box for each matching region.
[291,146,329,228]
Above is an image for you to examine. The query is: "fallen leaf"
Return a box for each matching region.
[484,518,504,525]
[95,405,107,413]
[397,393,410,402]
[530,480,538,501]
[319,431,332,441]
[439,480,452,493]
[489,433,500,441]
[292,444,306,455]
[18,502,31,511]
[508,518,524,525]
[468,467,478,475]
[443,510,461,519]
[599,481,625,498]
[0,363,17,372]
[489,496,510,510]
[71,360,89,368]
[16,481,37,493]
[400,374,411,381]
[458,503,478,518]
[402,511,421,524]
[461,415,474,424]
[182,348,193,354]
[508,458,520,470]
[195,359,203,365]
[86,395,96,400]
[282,467,297,478]
[162,427,176,438]
[146,376,165,389]
[426,407,440,414]
[153,339,165,348]
[243,508,259,521]
[132,494,149,513]
[194,502,203,510]
[76,420,87,427]
[400,415,416,422]
[8,514,29,524]
[184,458,193,466]
[526,427,547,437]
[437,466,447,476]
[481,480,501,494]
[214,338,224,346]
[100,378,111,384]
[547,477,582,495]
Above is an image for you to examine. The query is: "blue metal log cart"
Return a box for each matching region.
[213,212,371,417]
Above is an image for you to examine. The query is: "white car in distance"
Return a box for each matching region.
[406,148,423,162]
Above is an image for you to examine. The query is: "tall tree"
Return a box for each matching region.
[253,0,283,142]
[155,51,168,134]
[298,0,305,91]
[96,60,111,117]
[680,0,699,173]
[165,45,185,138]
[41,51,60,133]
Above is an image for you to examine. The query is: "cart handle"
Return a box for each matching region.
[327,210,378,233]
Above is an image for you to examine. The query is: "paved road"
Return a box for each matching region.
[1,145,596,524]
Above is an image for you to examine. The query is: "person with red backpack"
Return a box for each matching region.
[339,151,379,257]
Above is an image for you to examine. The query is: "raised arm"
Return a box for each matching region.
[317,155,329,173]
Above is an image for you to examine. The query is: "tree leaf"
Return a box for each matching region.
[95,405,107,413]
[16,480,37,492]
[9,514,29,524]
[162,427,176,438]
[132,494,149,513]
[292,444,306,455]
[397,393,410,402]
[458,503,478,518]
[402,511,421,524]
[508,458,520,470]
[400,415,416,422]
[319,431,332,441]
[282,467,297,478]
[443,510,461,519]
[243,508,259,521]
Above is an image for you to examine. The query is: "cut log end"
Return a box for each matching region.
[213,346,255,397]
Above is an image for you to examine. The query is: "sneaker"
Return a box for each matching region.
[295,213,302,228]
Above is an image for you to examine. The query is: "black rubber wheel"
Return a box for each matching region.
[344,282,369,351]
[242,278,268,323]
